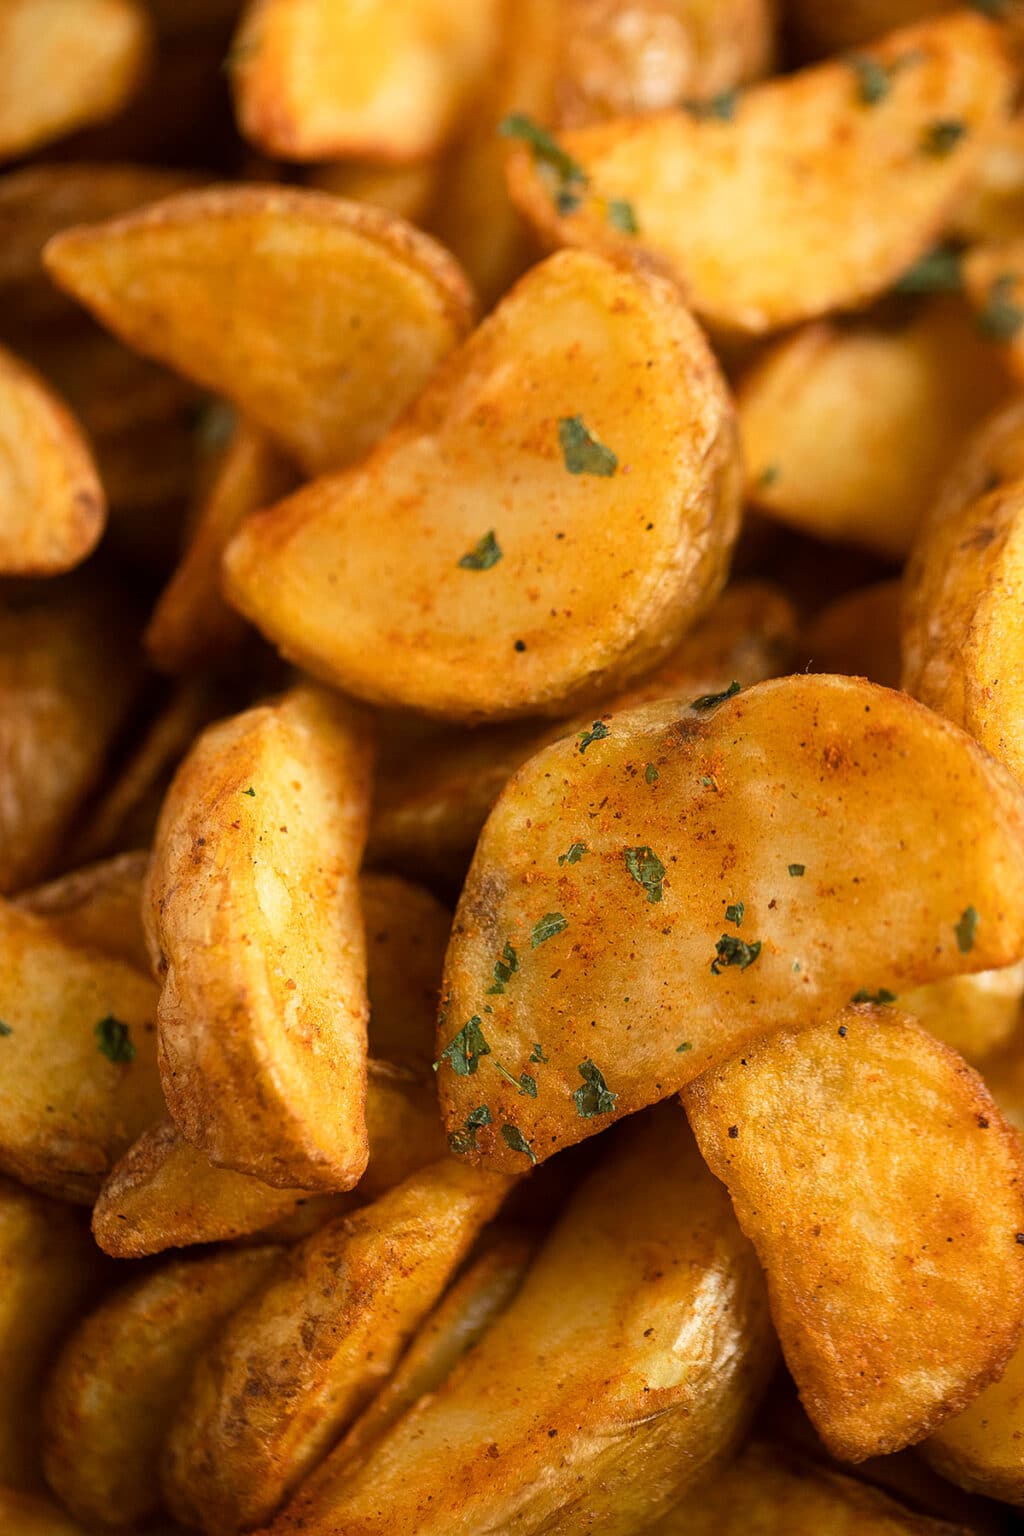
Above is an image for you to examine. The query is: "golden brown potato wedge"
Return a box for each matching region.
[953,114,1024,246]
[162,1161,512,1533]
[923,1342,1024,1505]
[0,0,152,162]
[685,1007,1024,1460]
[225,250,742,722]
[271,1108,775,1536]
[738,300,1009,559]
[963,239,1024,386]
[902,964,1024,1063]
[507,12,1014,337]
[146,421,297,675]
[228,0,502,163]
[0,344,105,575]
[306,161,442,226]
[0,1180,105,1489]
[15,850,150,974]
[801,580,903,689]
[439,674,1024,1171]
[915,393,1024,528]
[42,1245,282,1529]
[369,580,797,881]
[44,185,475,476]
[358,871,451,1071]
[0,1485,101,1536]
[146,685,374,1191]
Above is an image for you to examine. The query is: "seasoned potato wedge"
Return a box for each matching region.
[0,1485,100,1535]
[146,421,296,675]
[917,393,1024,526]
[0,902,163,1202]
[901,964,1024,1063]
[439,675,1024,1171]
[923,1342,1024,1505]
[953,114,1024,246]
[369,580,796,881]
[738,301,1009,559]
[0,1180,105,1488]
[229,0,502,163]
[162,1161,512,1533]
[43,185,475,475]
[507,12,1014,336]
[0,0,152,162]
[306,160,442,226]
[271,1109,775,1536]
[801,580,903,689]
[963,240,1024,386]
[0,344,105,575]
[685,1008,1024,1460]
[42,1245,282,1528]
[225,250,742,722]
[358,872,451,1071]
[15,850,150,974]
[146,686,374,1191]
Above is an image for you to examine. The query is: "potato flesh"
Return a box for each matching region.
[270,1109,775,1536]
[507,12,1015,336]
[224,249,742,722]
[439,674,1024,1172]
[15,850,151,974]
[684,1009,1024,1460]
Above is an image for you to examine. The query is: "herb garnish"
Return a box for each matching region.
[691,680,740,711]
[558,842,587,866]
[435,1016,491,1076]
[529,1042,549,1063]
[645,763,659,784]
[95,1015,135,1063]
[607,198,639,234]
[487,940,519,995]
[448,1105,492,1155]
[573,1059,618,1118]
[848,53,891,106]
[500,1123,537,1164]
[494,1062,538,1097]
[676,1041,692,1053]
[757,463,780,489]
[685,91,737,121]
[977,274,1024,341]
[0,1020,11,1037]
[851,988,897,1005]
[711,935,761,974]
[624,846,666,904]
[955,905,979,954]
[532,912,568,947]
[579,721,610,752]
[788,864,805,877]
[458,530,502,570]
[558,416,618,477]
[895,246,962,294]
[498,114,587,195]
[921,120,966,157]
[725,901,744,927]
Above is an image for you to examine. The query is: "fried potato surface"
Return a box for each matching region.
[306,161,441,227]
[162,1161,511,1534]
[358,872,451,1071]
[0,0,152,162]
[42,1245,282,1528]
[439,674,1024,1171]
[15,850,150,974]
[507,12,1014,336]
[801,580,903,689]
[963,240,1024,388]
[270,1108,775,1536]
[901,964,1024,1063]
[224,250,742,722]
[685,1008,1024,1460]
[738,300,1009,559]
[953,114,1024,246]
[0,1181,105,1489]
[0,1485,102,1536]
[43,185,475,475]
[145,685,374,1191]
[923,1341,1024,1505]
[229,0,502,163]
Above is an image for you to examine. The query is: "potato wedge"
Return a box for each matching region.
[438,674,1024,1171]
[0,1486,99,1536]
[306,161,442,226]
[963,240,1024,386]
[902,965,1024,1063]
[685,1008,1024,1460]
[507,12,1014,336]
[0,0,152,161]
[953,114,1024,246]
[43,185,475,476]
[369,580,796,881]
[228,0,501,163]
[358,872,451,1071]
[0,1180,105,1489]
[15,850,150,974]
[224,250,742,721]
[801,580,903,689]
[738,300,1009,559]
[42,1245,282,1528]
[271,1108,775,1536]
[146,421,297,675]
[162,1161,512,1533]
[146,685,374,1191]
[922,1341,1024,1505]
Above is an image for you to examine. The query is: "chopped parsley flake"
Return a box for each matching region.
[848,53,891,106]
[607,198,639,234]
[645,763,659,784]
[558,842,587,866]
[532,912,568,948]
[977,274,1024,341]
[851,988,898,1005]
[243,786,256,797]
[448,1105,492,1155]
[559,416,618,477]
[676,1041,692,1053]
[691,680,740,712]
[921,119,966,157]
[578,721,610,752]
[955,905,979,954]
[711,934,762,974]
[529,1042,549,1063]
[494,1062,538,1097]
[788,864,805,877]
[487,940,519,995]
[500,1123,537,1165]
[624,846,666,904]
[498,113,587,192]
[970,0,1007,12]
[895,246,962,294]
[685,90,736,121]
[458,530,502,570]
[725,901,744,927]
[757,463,780,489]
[0,1020,11,1037]
[435,1016,490,1076]
[573,1059,618,1118]
[95,1015,135,1064]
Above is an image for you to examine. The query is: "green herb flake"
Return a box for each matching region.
[676,1041,692,1053]
[645,763,659,784]
[955,905,979,954]
[558,842,587,866]
[498,113,587,191]
[848,52,891,106]
[95,1015,135,1064]
[487,940,519,995]
[448,1104,492,1155]
[494,1062,538,1097]
[725,901,744,928]
[558,415,618,477]
[757,462,780,489]
[500,1123,537,1164]
[788,863,805,877]
[573,1058,618,1118]
[578,721,610,753]
[691,679,740,712]
[894,246,962,294]
[435,1016,491,1076]
[0,1020,11,1037]
[711,935,762,975]
[921,119,966,157]
[458,530,502,570]
[970,0,1007,13]
[529,1042,549,1063]
[851,988,898,1005]
[532,912,568,948]
[607,198,639,234]
[243,786,256,797]
[977,274,1024,342]
[686,90,737,121]
[624,846,666,904]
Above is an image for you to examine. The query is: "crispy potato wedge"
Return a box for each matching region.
[272,1108,775,1536]
[162,1161,512,1533]
[42,1245,282,1528]
[0,1180,105,1489]
[358,872,451,1071]
[0,902,163,1203]
[738,300,1009,559]
[923,1341,1024,1505]
[953,114,1024,245]
[0,0,152,161]
[146,422,297,675]
[225,250,742,722]
[0,344,105,576]
[685,1008,1024,1460]
[369,580,796,881]
[902,965,1024,1063]
[916,393,1024,526]
[228,0,502,163]
[306,161,442,226]
[801,580,903,689]
[0,581,141,893]
[146,685,374,1191]
[438,674,1024,1172]
[507,12,1014,337]
[0,1486,99,1536]
[15,850,150,974]
[647,1438,974,1535]
[963,240,1024,386]
[44,185,476,476]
